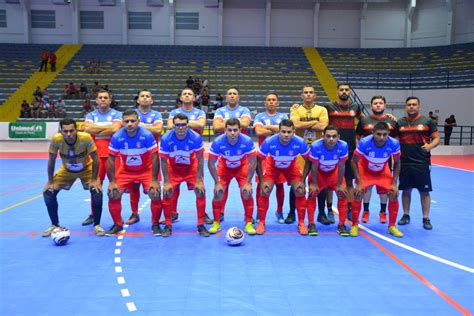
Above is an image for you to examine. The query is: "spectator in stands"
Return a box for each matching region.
[444,114,457,145]
[428,111,439,125]
[214,93,224,109]
[79,83,88,100]
[193,78,202,95]
[175,92,182,108]
[46,101,56,118]
[91,81,101,99]
[20,100,31,118]
[186,76,194,88]
[49,51,57,72]
[201,90,210,115]
[68,82,79,99]
[82,98,93,117]
[31,100,41,118]
[62,85,70,99]
[102,84,109,92]
[39,50,49,72]
[56,97,67,118]
[110,91,118,109]
[133,91,140,108]
[33,86,43,101]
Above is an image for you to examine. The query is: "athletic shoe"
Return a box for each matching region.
[161,225,172,238]
[256,222,265,235]
[337,224,349,237]
[275,211,284,224]
[362,211,370,223]
[81,215,94,226]
[152,224,162,236]
[317,212,331,225]
[284,213,295,224]
[105,224,124,236]
[42,224,59,237]
[197,225,210,237]
[204,213,213,225]
[379,212,387,224]
[209,221,221,234]
[93,224,105,236]
[349,225,359,237]
[171,212,179,223]
[220,213,224,222]
[308,223,318,236]
[245,222,256,235]
[398,214,410,225]
[327,210,335,224]
[423,218,433,230]
[297,223,308,235]
[347,209,352,221]
[125,214,140,225]
[388,226,403,238]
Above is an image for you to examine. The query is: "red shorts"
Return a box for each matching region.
[116,169,152,193]
[263,163,303,184]
[218,163,248,188]
[168,164,200,190]
[357,165,393,194]
[256,157,286,184]
[308,169,345,190]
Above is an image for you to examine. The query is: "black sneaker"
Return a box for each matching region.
[327,210,335,224]
[204,213,213,225]
[308,223,318,236]
[337,224,349,237]
[284,213,296,224]
[317,212,331,225]
[171,212,179,223]
[105,224,124,236]
[220,213,224,222]
[197,224,210,237]
[125,214,140,225]
[161,225,172,238]
[152,224,162,236]
[398,214,410,225]
[423,218,433,230]
[81,215,94,226]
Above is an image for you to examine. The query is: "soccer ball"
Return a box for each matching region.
[226,227,244,246]
[51,227,71,246]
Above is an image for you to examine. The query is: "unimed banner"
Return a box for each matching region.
[8,122,47,139]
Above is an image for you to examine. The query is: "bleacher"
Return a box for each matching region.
[318,43,474,89]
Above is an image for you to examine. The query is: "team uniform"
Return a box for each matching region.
[209,133,256,223]
[307,139,349,227]
[356,114,397,138]
[107,126,161,227]
[256,134,309,229]
[290,104,328,145]
[213,105,252,135]
[136,109,163,141]
[49,132,97,189]
[160,129,206,226]
[396,115,438,192]
[168,108,206,134]
[352,135,401,227]
[85,109,122,181]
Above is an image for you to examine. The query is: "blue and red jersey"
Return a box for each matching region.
[136,109,163,141]
[85,108,122,157]
[309,139,349,173]
[169,107,206,134]
[159,129,204,168]
[253,111,288,145]
[209,134,256,169]
[257,134,309,169]
[354,135,400,173]
[109,126,157,172]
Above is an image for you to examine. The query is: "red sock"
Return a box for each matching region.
[241,194,254,223]
[129,186,140,215]
[196,196,206,225]
[352,199,362,225]
[307,197,316,224]
[108,198,123,226]
[212,199,223,222]
[221,188,229,213]
[388,199,399,227]
[276,183,284,213]
[173,186,180,213]
[162,197,173,226]
[337,198,348,226]
[257,194,269,224]
[150,199,162,225]
[256,183,262,210]
[295,195,306,224]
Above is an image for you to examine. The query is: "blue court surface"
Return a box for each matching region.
[0,158,473,315]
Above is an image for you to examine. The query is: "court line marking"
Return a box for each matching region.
[360,230,472,315]
[0,194,42,213]
[432,164,474,173]
[0,182,42,196]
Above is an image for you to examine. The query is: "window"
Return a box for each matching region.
[80,11,104,29]
[0,10,6,28]
[31,10,55,29]
[175,12,198,30]
[128,12,152,30]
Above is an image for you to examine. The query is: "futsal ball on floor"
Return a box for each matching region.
[51,227,71,246]
[226,227,244,246]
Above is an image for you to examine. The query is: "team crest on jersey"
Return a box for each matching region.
[107,116,112,121]
[185,145,189,151]
[237,150,242,155]
[334,154,337,159]
[417,125,424,130]
[147,118,152,123]
[136,142,141,148]
[191,115,196,120]
[383,152,388,157]
[289,150,294,156]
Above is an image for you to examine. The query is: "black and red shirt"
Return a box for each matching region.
[325,101,363,152]
[396,115,438,165]
[356,114,397,138]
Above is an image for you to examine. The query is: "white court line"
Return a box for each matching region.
[115,249,121,255]
[126,302,137,312]
[115,266,122,273]
[117,276,126,284]
[432,200,437,203]
[358,223,474,273]
[121,289,130,297]
[116,241,122,247]
[114,257,121,263]
[432,164,474,173]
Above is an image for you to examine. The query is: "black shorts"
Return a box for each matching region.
[344,152,355,183]
[399,163,432,192]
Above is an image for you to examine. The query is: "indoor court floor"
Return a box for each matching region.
[0,154,473,315]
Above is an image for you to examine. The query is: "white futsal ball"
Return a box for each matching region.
[226,227,244,246]
[51,227,71,246]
